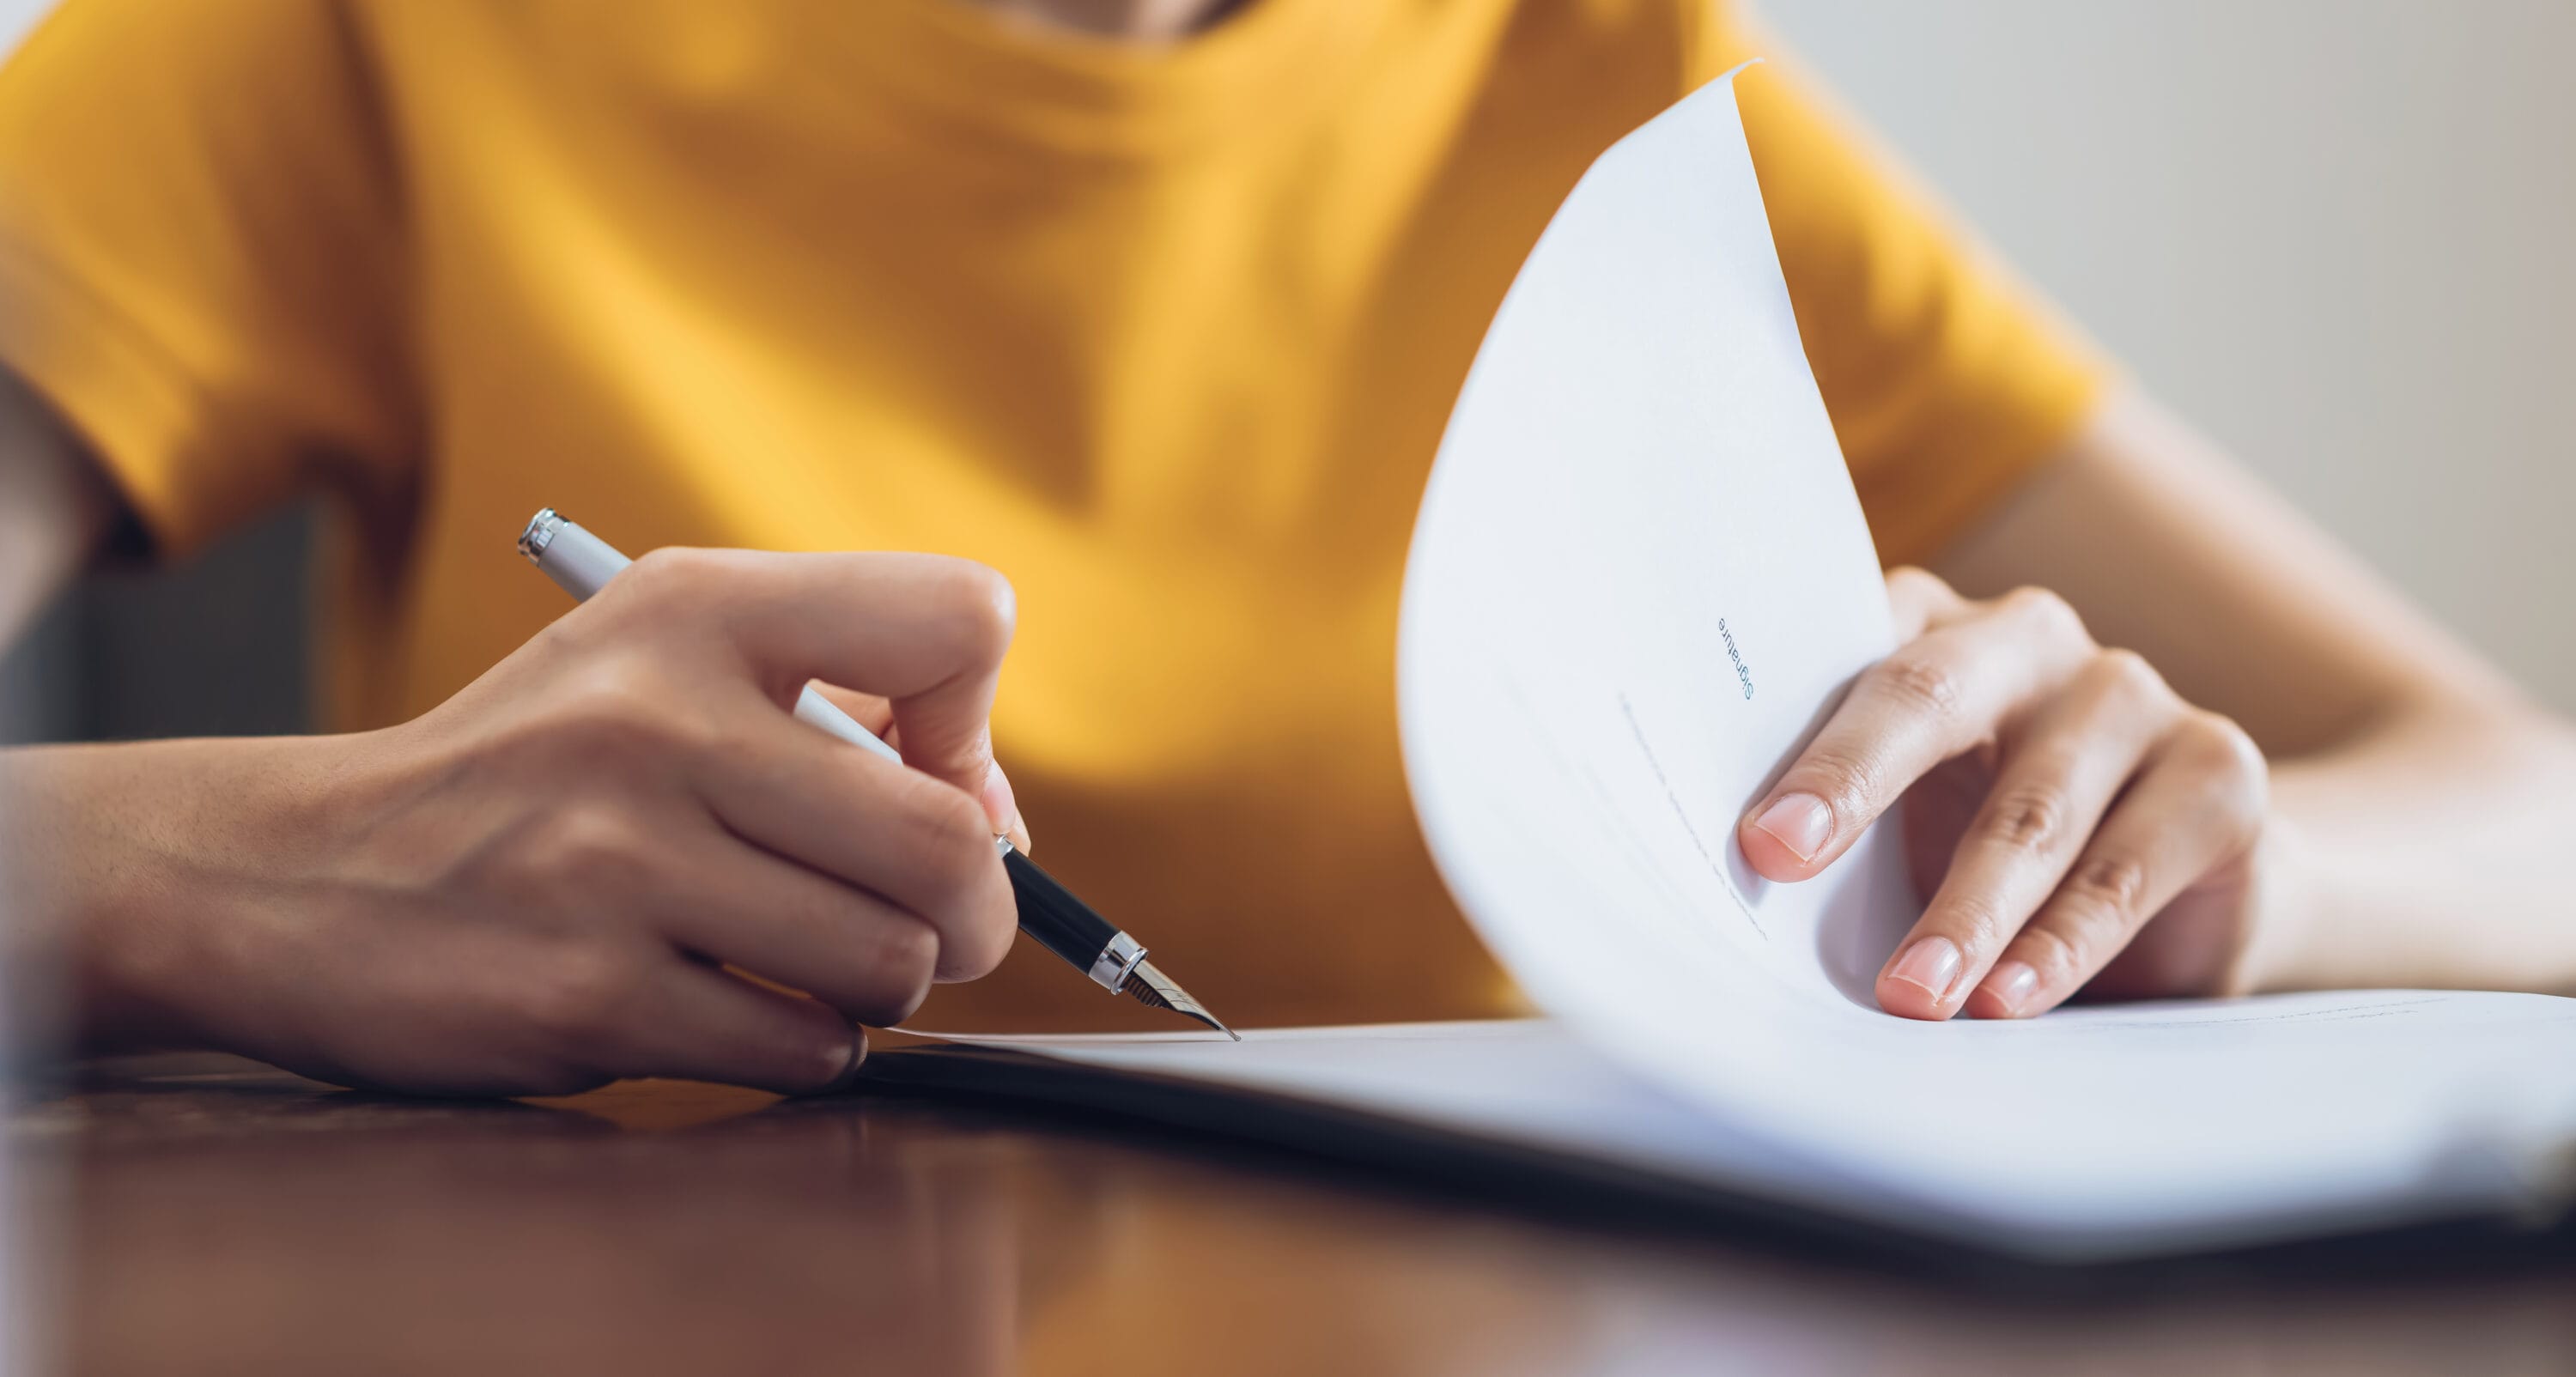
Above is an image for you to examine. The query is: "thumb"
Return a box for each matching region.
[689,549,1017,804]
[888,698,1000,814]
[805,679,1029,846]
[878,606,1012,813]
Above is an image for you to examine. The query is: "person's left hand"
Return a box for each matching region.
[1735,567,2275,1020]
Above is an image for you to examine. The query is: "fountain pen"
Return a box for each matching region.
[515,507,1237,1039]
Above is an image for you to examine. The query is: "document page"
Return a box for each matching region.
[1391,64,2576,1244]
[933,1007,2569,1256]
[928,69,2576,1257]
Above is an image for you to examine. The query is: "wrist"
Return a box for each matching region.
[6,736,349,1055]
[2221,813,2324,996]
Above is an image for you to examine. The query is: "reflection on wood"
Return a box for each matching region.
[20,1055,2576,1376]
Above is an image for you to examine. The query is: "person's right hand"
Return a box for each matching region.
[3,548,1029,1096]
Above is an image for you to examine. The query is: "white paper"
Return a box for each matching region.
[937,70,2576,1257]
[947,1003,2572,1257]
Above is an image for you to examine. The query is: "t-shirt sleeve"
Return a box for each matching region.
[0,0,412,558]
[1687,9,2111,567]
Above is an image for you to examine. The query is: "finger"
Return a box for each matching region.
[690,698,1018,980]
[610,960,869,1095]
[809,679,1030,852]
[1874,651,2183,1020]
[645,834,944,1026]
[1739,588,2093,882]
[1884,566,1967,641]
[1900,754,1990,901]
[616,548,1016,802]
[1964,712,2267,1019]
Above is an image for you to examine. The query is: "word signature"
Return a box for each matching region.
[1718,617,1754,700]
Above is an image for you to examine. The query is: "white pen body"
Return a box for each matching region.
[787,685,903,763]
[521,515,630,602]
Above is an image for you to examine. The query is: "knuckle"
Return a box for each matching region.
[607,546,712,616]
[1884,565,1953,609]
[1783,745,1877,824]
[2064,852,2153,918]
[1870,652,1967,724]
[2092,646,2169,702]
[2001,585,2086,644]
[550,664,705,762]
[617,545,735,604]
[1958,901,2020,952]
[2181,709,2264,773]
[1928,895,2016,955]
[521,804,652,906]
[1975,783,2067,854]
[926,559,1018,662]
[2183,710,2270,830]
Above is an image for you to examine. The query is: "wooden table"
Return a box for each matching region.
[21,1052,2575,1375]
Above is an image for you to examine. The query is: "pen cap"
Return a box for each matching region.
[518,508,634,602]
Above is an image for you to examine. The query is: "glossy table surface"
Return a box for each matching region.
[19,1051,2576,1375]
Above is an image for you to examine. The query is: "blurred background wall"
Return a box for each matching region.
[0,0,2570,742]
[1762,0,2576,710]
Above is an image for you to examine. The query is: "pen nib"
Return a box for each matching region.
[1120,961,1240,1041]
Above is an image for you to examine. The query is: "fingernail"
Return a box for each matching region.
[1887,937,1964,1001]
[1749,792,1834,864]
[811,1025,868,1097]
[980,768,1023,841]
[1981,960,2040,1016]
[978,760,1032,852]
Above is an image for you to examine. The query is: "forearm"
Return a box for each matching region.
[5,738,269,1056]
[2,732,370,1058]
[2251,703,2576,996]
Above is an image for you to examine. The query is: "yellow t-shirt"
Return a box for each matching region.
[0,0,2099,1030]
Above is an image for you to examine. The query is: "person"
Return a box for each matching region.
[0,0,2569,1098]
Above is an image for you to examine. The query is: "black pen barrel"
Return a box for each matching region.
[1002,846,1121,975]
